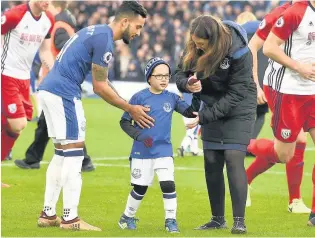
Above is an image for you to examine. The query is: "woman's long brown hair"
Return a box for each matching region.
[183,15,232,78]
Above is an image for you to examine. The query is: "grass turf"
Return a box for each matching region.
[1,98,314,237]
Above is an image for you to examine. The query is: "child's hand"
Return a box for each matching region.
[186,112,199,129]
[136,134,153,148]
[143,137,153,148]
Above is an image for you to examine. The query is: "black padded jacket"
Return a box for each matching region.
[175,21,257,145]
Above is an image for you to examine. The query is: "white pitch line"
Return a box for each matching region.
[90,147,315,161]
[93,157,127,161]
[91,163,312,176]
[2,160,312,177]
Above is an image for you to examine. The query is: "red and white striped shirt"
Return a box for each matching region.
[255,2,292,87]
[1,3,54,79]
[264,1,315,95]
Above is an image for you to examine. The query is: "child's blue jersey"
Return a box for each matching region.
[182,93,193,105]
[122,88,190,159]
[38,24,114,100]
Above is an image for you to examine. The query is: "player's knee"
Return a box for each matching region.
[275,149,294,163]
[54,144,62,150]
[274,139,295,163]
[133,184,148,196]
[296,131,307,144]
[7,118,27,134]
[160,181,175,194]
[62,141,85,150]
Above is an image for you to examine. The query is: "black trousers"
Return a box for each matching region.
[25,111,91,165]
[204,149,247,218]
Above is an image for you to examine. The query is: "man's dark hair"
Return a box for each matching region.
[115,1,147,20]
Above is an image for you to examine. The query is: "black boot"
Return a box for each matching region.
[195,216,227,230]
[308,212,315,226]
[14,159,40,169]
[231,217,246,234]
[176,146,184,157]
[81,159,95,172]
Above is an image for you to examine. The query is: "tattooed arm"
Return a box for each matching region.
[93,64,124,99]
[39,39,54,70]
[92,63,130,111]
[92,63,154,128]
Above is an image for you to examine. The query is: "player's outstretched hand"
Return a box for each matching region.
[186,112,199,129]
[186,75,202,93]
[257,85,267,105]
[129,105,154,129]
[296,62,315,81]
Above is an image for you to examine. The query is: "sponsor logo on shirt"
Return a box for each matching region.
[20,33,44,43]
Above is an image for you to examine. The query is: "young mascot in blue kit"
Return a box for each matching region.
[118,57,199,233]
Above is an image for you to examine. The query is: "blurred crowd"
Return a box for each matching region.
[2,1,285,82]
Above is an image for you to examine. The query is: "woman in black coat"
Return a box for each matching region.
[175,15,257,234]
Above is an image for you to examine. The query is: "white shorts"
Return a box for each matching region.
[38,90,86,145]
[130,157,174,186]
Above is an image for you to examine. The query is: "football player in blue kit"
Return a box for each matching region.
[36,1,153,231]
[118,57,200,233]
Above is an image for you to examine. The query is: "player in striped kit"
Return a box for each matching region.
[1,1,55,188]
[261,0,315,226]
[245,1,311,213]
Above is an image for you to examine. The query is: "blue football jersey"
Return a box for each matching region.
[182,93,193,105]
[38,24,114,100]
[122,88,190,159]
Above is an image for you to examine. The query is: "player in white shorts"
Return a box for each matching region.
[36,1,152,231]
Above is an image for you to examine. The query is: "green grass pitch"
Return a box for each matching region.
[1,98,314,237]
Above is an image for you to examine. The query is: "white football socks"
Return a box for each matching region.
[43,149,64,217]
[61,148,84,221]
[124,189,144,218]
[163,192,177,220]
